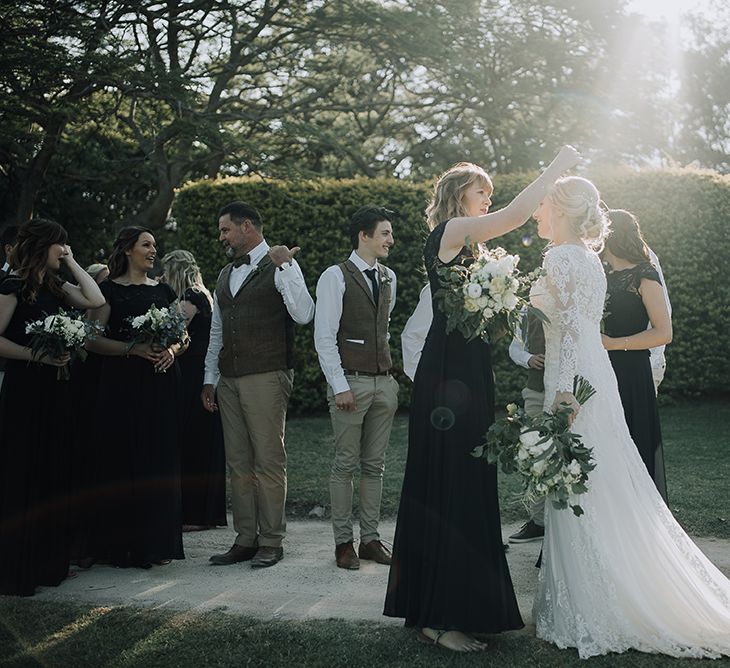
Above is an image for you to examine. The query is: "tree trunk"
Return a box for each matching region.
[127,186,176,231]
[13,116,66,223]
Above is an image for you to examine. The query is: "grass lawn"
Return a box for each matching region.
[0,399,728,667]
[286,399,730,538]
[1,599,729,668]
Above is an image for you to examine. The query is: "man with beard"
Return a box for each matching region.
[201,201,314,568]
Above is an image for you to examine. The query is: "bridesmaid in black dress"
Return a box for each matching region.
[161,250,227,531]
[601,209,672,501]
[70,263,110,567]
[0,219,105,596]
[384,148,580,652]
[86,227,186,568]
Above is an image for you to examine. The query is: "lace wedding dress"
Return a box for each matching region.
[530,244,730,659]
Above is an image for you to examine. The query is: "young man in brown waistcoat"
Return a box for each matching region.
[201,201,315,568]
[314,206,399,570]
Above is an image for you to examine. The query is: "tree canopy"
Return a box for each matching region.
[0,0,726,239]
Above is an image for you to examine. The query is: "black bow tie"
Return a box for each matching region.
[232,254,251,268]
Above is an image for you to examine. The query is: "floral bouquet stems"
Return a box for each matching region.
[25,309,102,380]
[473,375,597,516]
[126,302,188,373]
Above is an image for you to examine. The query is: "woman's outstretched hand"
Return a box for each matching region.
[553,145,581,172]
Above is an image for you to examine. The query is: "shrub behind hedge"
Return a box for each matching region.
[172,169,729,414]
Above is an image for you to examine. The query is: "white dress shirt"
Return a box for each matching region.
[314,250,397,395]
[203,240,315,386]
[401,284,433,382]
[647,249,671,371]
[508,317,534,370]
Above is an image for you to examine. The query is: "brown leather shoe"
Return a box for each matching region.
[335,541,360,570]
[358,539,392,565]
[250,546,283,568]
[209,543,257,565]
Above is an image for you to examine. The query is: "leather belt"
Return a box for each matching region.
[343,369,391,377]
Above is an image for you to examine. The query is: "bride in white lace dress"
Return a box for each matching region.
[529,176,730,659]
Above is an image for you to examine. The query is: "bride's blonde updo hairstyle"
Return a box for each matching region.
[425,162,493,230]
[549,176,608,251]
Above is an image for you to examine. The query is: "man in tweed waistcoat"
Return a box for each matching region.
[202,201,314,568]
[314,206,399,570]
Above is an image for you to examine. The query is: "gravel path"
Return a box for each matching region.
[34,517,730,625]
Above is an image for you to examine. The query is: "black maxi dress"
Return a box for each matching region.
[384,222,523,633]
[0,277,72,595]
[90,281,184,567]
[603,262,668,502]
[178,288,226,527]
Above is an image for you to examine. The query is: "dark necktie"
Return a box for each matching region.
[232,254,251,268]
[364,268,379,306]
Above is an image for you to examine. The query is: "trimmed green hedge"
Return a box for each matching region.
[172,169,729,414]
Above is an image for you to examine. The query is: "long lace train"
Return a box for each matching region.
[530,245,730,659]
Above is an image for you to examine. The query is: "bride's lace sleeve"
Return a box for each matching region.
[544,247,579,393]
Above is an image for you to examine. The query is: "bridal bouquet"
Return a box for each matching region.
[435,243,545,342]
[25,309,102,380]
[473,376,597,516]
[126,302,187,370]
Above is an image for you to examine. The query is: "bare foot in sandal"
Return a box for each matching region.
[419,627,489,652]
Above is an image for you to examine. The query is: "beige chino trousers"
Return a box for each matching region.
[328,373,399,546]
[217,369,293,549]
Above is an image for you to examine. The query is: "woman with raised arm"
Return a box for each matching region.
[530,176,730,659]
[86,227,186,569]
[0,219,104,596]
[384,146,580,652]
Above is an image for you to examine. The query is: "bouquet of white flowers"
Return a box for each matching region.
[25,309,102,380]
[127,302,187,371]
[473,376,597,516]
[435,243,545,342]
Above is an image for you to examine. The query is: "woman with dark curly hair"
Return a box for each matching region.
[0,219,104,596]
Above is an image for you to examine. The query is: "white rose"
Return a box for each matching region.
[489,278,505,295]
[44,315,56,329]
[465,283,482,299]
[496,254,517,275]
[483,260,498,275]
[519,431,541,448]
[476,295,490,309]
[529,439,552,456]
[503,293,517,310]
[464,299,480,313]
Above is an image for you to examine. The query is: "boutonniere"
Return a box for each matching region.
[380,271,393,287]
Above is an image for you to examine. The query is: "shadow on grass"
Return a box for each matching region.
[1,599,728,668]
